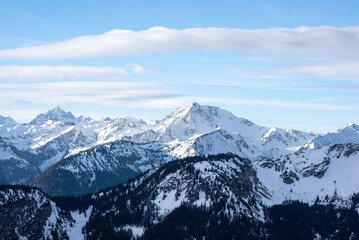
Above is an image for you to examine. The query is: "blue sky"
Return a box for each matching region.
[0,0,359,132]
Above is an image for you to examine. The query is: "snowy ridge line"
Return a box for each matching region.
[2,102,359,202]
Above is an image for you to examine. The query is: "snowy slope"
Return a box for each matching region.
[0,103,318,191]
[0,115,17,126]
[0,107,154,176]
[131,102,314,160]
[93,154,271,221]
[161,129,261,159]
[1,154,269,238]
[96,117,152,144]
[304,123,359,149]
[256,143,359,205]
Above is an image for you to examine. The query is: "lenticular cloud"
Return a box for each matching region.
[0,26,358,59]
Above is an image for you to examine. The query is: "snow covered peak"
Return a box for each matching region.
[96,116,152,143]
[305,122,359,149]
[29,107,77,125]
[152,102,264,142]
[0,115,17,126]
[346,122,359,131]
[78,115,93,122]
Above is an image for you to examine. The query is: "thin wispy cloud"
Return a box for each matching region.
[276,62,359,78]
[0,81,183,107]
[0,65,147,80]
[0,26,359,59]
[0,81,355,111]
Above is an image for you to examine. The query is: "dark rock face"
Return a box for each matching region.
[329,143,359,158]
[301,158,330,178]
[280,170,299,184]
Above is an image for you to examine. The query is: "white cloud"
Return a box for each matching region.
[275,62,359,78]
[0,65,148,80]
[1,26,359,59]
[0,81,183,107]
[126,63,148,76]
[0,81,356,119]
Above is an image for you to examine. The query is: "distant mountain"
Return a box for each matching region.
[130,102,314,160]
[304,122,359,149]
[0,115,17,126]
[2,102,359,201]
[0,107,154,185]
[26,103,314,195]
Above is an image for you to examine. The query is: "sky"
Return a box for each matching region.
[0,0,359,132]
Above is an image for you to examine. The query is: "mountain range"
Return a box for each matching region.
[2,154,359,239]
[2,102,359,238]
[1,103,359,197]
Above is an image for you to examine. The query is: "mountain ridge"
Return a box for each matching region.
[1,103,359,204]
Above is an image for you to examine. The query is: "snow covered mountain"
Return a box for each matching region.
[3,104,359,239]
[3,102,359,202]
[2,154,359,239]
[1,154,271,239]
[0,107,154,184]
[130,102,314,160]
[29,106,78,125]
[256,142,359,205]
[23,103,314,195]
[0,115,17,126]
[304,122,359,149]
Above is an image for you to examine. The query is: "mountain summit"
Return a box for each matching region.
[0,115,17,126]
[29,106,77,125]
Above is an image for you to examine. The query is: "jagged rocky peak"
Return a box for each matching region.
[102,117,113,122]
[0,115,17,126]
[29,106,77,125]
[77,115,93,122]
[304,122,359,149]
[261,127,311,145]
[96,116,152,143]
[154,102,261,142]
[261,127,280,142]
[113,116,147,126]
[345,122,359,131]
